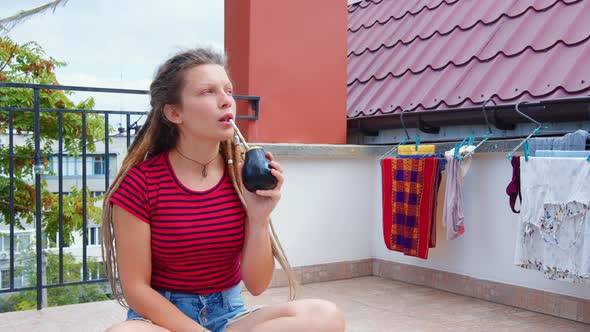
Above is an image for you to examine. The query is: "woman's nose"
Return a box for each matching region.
[220,93,234,109]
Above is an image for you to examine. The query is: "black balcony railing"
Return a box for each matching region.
[0,82,259,310]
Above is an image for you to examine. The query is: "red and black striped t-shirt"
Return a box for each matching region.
[110,151,246,294]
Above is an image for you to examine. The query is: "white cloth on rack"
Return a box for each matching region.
[443,145,475,177]
[515,157,590,282]
[442,145,475,240]
[442,158,465,240]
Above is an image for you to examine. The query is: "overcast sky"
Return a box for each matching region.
[0,0,224,116]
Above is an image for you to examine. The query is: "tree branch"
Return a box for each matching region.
[0,199,52,216]
[0,0,70,32]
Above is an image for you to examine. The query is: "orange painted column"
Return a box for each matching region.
[225,0,348,144]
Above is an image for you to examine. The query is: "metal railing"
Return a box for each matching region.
[0,82,259,309]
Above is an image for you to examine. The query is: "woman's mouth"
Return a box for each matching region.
[219,114,234,123]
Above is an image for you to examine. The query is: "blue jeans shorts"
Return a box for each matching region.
[127,284,251,332]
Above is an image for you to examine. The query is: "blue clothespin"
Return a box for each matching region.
[587,154,590,162]
[468,134,475,146]
[523,141,530,162]
[459,137,467,148]
[455,138,467,161]
[453,143,460,160]
[415,134,420,152]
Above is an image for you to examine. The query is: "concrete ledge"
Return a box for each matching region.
[255,140,526,158]
[255,143,385,158]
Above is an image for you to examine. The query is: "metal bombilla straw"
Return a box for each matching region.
[229,119,249,150]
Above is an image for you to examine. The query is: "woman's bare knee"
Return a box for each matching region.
[298,299,345,332]
[105,320,170,332]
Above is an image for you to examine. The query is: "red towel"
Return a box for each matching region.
[381,157,440,259]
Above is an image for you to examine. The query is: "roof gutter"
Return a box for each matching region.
[347,95,590,135]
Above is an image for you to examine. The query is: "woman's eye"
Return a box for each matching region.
[225,90,233,95]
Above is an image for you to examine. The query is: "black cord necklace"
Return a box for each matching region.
[176,148,218,178]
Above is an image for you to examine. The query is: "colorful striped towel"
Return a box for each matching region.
[381,157,440,259]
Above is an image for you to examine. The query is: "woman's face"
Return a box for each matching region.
[169,64,236,142]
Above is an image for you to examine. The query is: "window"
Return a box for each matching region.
[66,156,77,176]
[88,226,101,246]
[88,262,105,281]
[14,272,27,288]
[93,156,105,175]
[1,232,33,252]
[49,155,115,176]
[44,233,58,249]
[0,233,9,252]
[90,191,105,199]
[0,269,26,289]
[0,269,9,290]
[15,233,31,252]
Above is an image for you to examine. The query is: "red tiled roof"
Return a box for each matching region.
[347,0,590,119]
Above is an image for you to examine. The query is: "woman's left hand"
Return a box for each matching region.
[241,151,284,227]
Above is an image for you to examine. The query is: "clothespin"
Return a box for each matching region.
[586,154,590,162]
[455,137,467,161]
[523,141,530,162]
[468,134,475,146]
[453,143,460,160]
[415,134,420,152]
[459,137,467,148]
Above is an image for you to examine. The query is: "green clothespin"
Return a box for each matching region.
[455,138,467,160]
[523,141,530,162]
[415,135,420,152]
[459,137,467,147]
[587,155,590,162]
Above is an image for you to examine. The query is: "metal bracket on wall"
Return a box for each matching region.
[417,115,440,134]
[492,109,516,130]
[234,95,260,120]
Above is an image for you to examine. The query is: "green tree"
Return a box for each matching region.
[0,35,105,243]
[0,35,110,312]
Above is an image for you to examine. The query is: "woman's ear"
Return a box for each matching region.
[163,104,182,125]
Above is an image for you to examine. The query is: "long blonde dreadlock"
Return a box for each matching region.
[101,48,297,307]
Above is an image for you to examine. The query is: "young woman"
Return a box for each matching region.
[102,48,345,332]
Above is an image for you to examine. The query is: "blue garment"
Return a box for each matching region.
[126,284,248,332]
[529,130,589,156]
[535,150,590,158]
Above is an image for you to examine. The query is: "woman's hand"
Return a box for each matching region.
[240,151,284,226]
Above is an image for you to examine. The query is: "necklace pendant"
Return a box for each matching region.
[202,166,208,178]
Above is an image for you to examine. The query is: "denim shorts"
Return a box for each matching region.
[127,284,249,332]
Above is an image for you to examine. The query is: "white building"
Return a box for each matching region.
[0,133,132,290]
